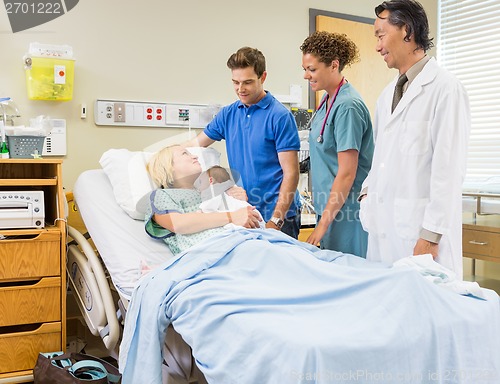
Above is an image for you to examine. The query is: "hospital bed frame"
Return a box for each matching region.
[66,225,122,357]
[66,169,500,383]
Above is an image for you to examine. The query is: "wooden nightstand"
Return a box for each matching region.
[462,192,500,278]
[0,159,66,383]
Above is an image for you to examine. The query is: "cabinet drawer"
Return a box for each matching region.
[0,231,60,280]
[298,227,314,242]
[0,277,61,327]
[463,228,500,260]
[0,322,61,374]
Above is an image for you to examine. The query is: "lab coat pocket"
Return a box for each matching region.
[359,196,370,232]
[394,198,428,240]
[399,121,431,155]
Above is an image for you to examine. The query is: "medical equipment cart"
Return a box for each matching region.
[0,159,66,383]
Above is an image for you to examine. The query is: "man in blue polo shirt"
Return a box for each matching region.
[186,46,301,238]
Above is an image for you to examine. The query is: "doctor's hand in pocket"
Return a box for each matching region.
[413,238,439,259]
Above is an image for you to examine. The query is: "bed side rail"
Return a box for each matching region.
[66,225,121,352]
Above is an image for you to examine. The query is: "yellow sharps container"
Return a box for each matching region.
[25,55,75,101]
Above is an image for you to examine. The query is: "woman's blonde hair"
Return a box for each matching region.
[147,145,179,188]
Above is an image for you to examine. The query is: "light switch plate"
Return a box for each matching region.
[113,102,126,123]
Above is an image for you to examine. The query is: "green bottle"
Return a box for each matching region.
[1,141,9,159]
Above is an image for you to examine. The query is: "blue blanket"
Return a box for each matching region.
[120,228,500,383]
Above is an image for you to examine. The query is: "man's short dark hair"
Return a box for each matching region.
[227,47,266,78]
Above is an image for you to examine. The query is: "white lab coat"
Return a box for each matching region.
[360,58,470,277]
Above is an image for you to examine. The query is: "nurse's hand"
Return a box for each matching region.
[413,238,439,259]
[226,186,248,201]
[305,219,328,246]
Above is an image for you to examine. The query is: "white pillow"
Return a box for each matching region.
[99,147,222,220]
[99,149,158,220]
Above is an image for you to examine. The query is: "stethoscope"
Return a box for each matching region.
[306,77,346,144]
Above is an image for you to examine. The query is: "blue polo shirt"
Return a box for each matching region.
[204,91,300,221]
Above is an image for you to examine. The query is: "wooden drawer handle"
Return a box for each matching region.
[469,240,488,246]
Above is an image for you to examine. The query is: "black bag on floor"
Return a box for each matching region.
[33,352,121,384]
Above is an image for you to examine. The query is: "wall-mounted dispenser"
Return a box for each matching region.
[24,43,75,101]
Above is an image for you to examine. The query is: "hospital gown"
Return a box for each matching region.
[145,188,224,255]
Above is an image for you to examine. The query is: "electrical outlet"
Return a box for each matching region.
[114,102,126,123]
[94,99,221,127]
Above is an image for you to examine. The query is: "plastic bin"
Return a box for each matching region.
[7,135,46,158]
[25,56,75,101]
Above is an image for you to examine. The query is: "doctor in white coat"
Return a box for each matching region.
[360,0,470,277]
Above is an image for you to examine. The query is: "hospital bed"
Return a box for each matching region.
[68,150,500,384]
[461,178,500,276]
[462,178,500,215]
[66,168,206,383]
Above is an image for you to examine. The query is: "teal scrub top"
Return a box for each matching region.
[309,82,374,257]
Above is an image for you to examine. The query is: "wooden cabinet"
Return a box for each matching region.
[0,159,66,383]
[462,192,500,282]
[298,213,316,242]
[463,215,500,263]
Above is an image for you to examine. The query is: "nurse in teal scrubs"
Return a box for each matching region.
[300,31,374,257]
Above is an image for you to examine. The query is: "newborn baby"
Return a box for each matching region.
[195,166,265,228]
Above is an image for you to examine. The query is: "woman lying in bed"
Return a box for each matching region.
[144,145,263,255]
[120,145,500,384]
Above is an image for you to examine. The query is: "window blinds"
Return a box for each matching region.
[438,0,500,182]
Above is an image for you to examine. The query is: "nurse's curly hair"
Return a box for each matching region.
[300,31,360,72]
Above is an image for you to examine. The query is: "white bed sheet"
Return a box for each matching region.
[73,169,174,299]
